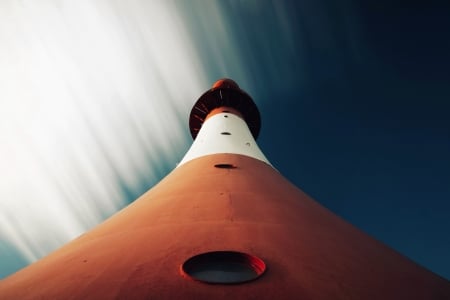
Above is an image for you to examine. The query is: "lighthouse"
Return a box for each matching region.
[0,79,448,299]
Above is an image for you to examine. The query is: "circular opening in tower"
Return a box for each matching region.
[181,251,266,284]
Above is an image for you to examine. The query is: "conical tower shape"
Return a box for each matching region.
[1,79,448,299]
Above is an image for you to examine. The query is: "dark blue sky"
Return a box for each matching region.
[270,1,450,279]
[182,0,450,279]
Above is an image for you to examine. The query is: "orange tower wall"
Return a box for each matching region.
[0,153,448,299]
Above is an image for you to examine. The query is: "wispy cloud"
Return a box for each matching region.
[0,0,207,276]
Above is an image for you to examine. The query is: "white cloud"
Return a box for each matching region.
[0,0,207,269]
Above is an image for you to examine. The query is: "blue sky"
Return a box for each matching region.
[1,0,449,280]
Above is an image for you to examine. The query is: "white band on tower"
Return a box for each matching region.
[178,110,271,166]
[179,78,271,167]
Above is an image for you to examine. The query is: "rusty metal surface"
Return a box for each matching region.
[1,154,449,299]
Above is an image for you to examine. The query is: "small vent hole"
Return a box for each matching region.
[221,132,231,135]
[214,164,237,169]
[224,115,228,118]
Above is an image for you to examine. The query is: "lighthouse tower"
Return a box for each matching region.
[0,79,448,299]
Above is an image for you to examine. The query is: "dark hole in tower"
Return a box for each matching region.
[214,164,237,169]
